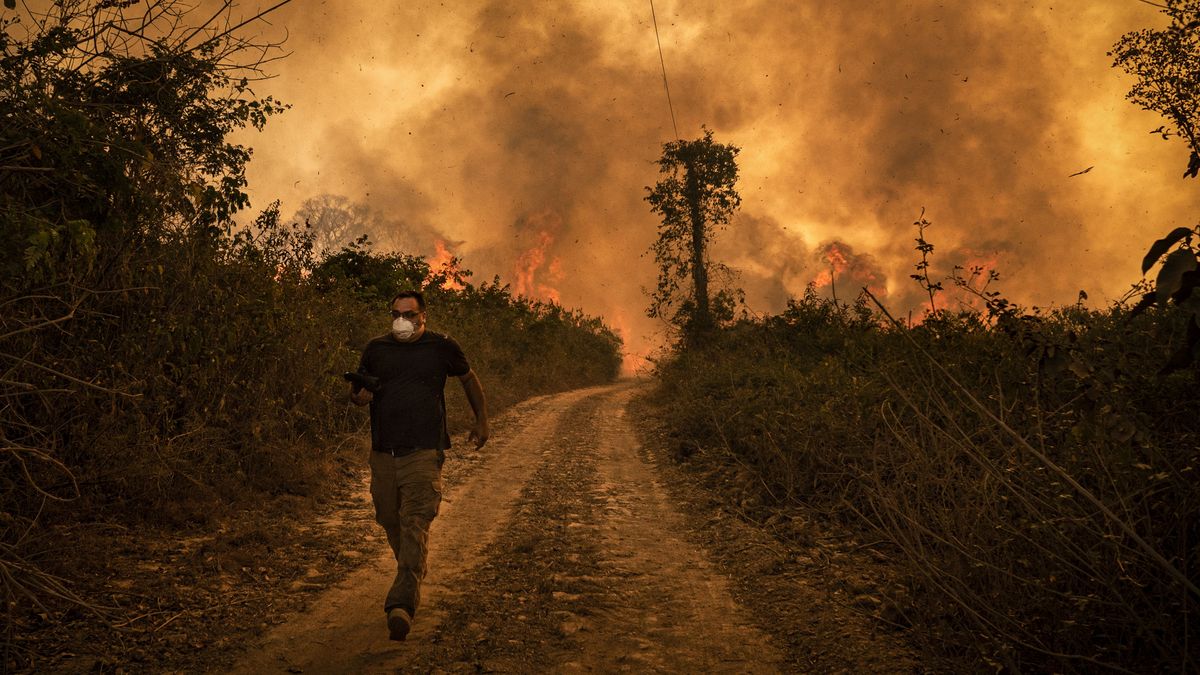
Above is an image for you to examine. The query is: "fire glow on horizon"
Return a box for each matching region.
[233,0,1196,363]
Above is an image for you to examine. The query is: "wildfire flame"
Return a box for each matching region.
[812,242,851,288]
[428,239,466,291]
[512,227,563,303]
[811,241,886,299]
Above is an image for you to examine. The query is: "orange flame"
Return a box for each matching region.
[513,229,563,303]
[427,239,466,291]
[811,241,886,299]
[812,242,851,288]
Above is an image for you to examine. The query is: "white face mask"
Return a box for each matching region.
[392,316,416,341]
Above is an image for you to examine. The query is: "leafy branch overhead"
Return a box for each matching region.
[1111,0,1200,178]
[1,0,290,288]
[1112,1,1200,371]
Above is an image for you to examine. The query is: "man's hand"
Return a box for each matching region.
[350,388,373,406]
[468,420,490,448]
[458,369,489,448]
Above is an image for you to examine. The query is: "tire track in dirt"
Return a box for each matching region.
[228,384,614,674]
[386,383,616,672]
[393,381,781,673]
[569,385,782,672]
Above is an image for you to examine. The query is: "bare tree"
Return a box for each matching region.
[293,194,376,255]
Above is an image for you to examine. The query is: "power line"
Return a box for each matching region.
[649,0,680,141]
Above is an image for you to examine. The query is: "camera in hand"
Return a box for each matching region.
[343,371,381,393]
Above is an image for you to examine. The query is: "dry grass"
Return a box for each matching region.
[651,288,1198,672]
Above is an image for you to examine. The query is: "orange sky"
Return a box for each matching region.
[227,0,1198,367]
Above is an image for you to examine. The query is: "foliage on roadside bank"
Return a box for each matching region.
[0,191,623,580]
[649,284,1198,672]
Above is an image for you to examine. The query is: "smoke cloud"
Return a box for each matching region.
[233,0,1196,366]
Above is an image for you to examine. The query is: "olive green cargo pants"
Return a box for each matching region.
[368,448,443,616]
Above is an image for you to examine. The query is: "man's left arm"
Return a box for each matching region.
[458,369,489,448]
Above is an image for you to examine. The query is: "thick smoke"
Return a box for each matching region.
[810,240,887,303]
[711,213,809,313]
[234,0,1195,364]
[292,194,452,255]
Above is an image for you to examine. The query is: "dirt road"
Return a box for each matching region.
[229,381,912,673]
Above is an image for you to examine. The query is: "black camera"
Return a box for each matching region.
[342,371,381,393]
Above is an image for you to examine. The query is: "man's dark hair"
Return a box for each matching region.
[391,290,426,310]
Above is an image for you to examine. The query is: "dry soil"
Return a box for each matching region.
[227,381,918,673]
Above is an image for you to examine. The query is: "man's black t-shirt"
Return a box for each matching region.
[357,331,470,454]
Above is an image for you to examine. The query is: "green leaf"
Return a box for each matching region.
[1176,269,1200,304]
[1141,226,1194,274]
[1155,249,1198,303]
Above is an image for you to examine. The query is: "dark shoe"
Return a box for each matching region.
[387,607,412,641]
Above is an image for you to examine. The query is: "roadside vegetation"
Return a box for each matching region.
[0,2,620,665]
[645,4,1199,670]
[650,281,1197,672]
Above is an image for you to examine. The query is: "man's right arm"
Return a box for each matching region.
[458,369,489,448]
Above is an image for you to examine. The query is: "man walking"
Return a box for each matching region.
[350,290,489,641]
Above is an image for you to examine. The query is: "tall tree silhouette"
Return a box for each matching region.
[645,128,741,339]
